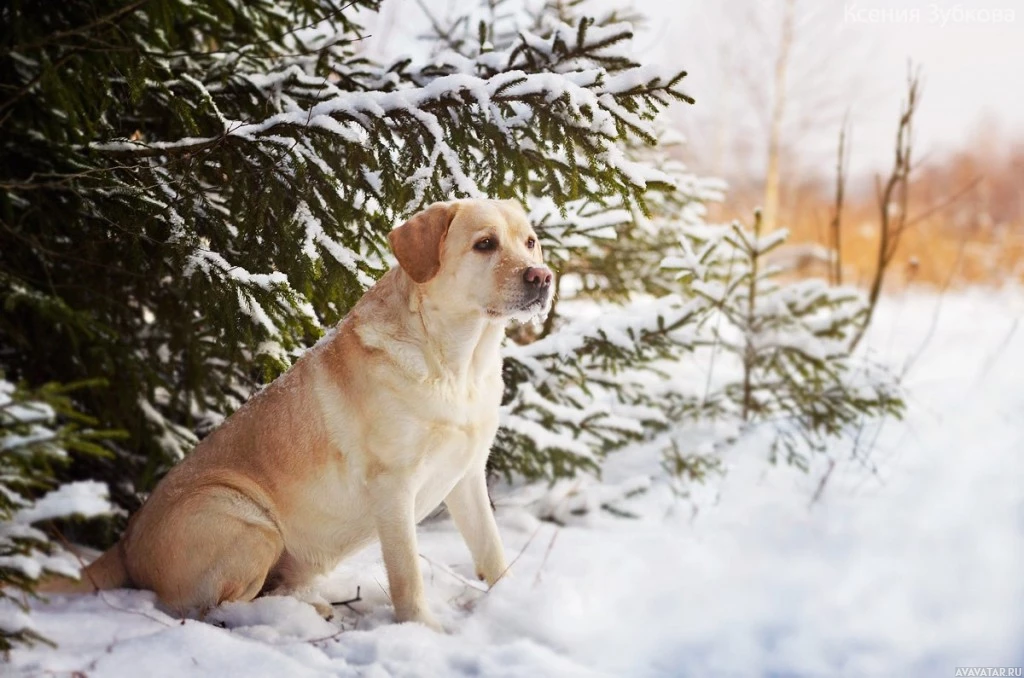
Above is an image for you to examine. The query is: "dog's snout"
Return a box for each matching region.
[523,266,553,288]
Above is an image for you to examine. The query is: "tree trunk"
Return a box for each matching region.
[762,0,796,232]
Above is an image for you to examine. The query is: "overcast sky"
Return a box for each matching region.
[646,0,1024,175]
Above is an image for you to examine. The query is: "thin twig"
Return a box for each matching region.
[828,112,851,286]
[301,620,352,645]
[807,457,837,509]
[372,576,392,605]
[531,528,560,588]
[973,316,1020,388]
[487,521,544,591]
[901,176,982,229]
[899,224,971,379]
[328,586,363,614]
[417,554,488,593]
[850,63,922,351]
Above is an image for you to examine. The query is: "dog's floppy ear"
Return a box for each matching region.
[388,202,456,284]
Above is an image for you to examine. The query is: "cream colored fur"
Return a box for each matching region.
[43,199,553,630]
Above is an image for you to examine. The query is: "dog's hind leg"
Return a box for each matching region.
[124,487,285,616]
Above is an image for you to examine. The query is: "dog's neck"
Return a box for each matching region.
[354,268,505,385]
[414,291,505,383]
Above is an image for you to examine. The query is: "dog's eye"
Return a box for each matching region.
[473,238,497,252]
[526,237,536,250]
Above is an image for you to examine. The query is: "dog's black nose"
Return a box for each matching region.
[523,266,553,288]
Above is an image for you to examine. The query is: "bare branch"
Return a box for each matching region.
[902,176,982,229]
[828,112,851,286]
[850,63,922,352]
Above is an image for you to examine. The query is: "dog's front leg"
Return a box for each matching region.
[368,474,441,631]
[445,465,509,586]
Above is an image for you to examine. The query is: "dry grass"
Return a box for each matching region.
[704,135,1024,290]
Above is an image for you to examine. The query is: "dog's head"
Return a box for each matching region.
[388,199,553,321]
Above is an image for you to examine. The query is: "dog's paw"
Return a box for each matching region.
[276,586,336,620]
[476,554,511,588]
[395,607,444,632]
[311,600,335,620]
[415,615,445,633]
[479,565,511,588]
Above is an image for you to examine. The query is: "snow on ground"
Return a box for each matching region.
[8,290,1024,677]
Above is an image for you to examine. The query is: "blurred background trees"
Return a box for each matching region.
[655,0,1023,290]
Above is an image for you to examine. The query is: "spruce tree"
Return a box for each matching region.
[661,211,906,471]
[0,376,115,651]
[411,1,732,481]
[0,0,701,527]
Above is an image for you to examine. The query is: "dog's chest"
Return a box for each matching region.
[406,375,500,517]
[313,359,500,507]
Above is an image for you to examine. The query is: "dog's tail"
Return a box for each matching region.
[37,542,129,594]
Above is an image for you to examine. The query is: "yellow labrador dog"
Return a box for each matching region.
[48,199,553,630]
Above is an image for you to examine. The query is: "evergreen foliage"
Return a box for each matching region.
[0,1,908,650]
[0,1,696,508]
[418,1,728,481]
[0,376,116,652]
[662,211,906,472]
